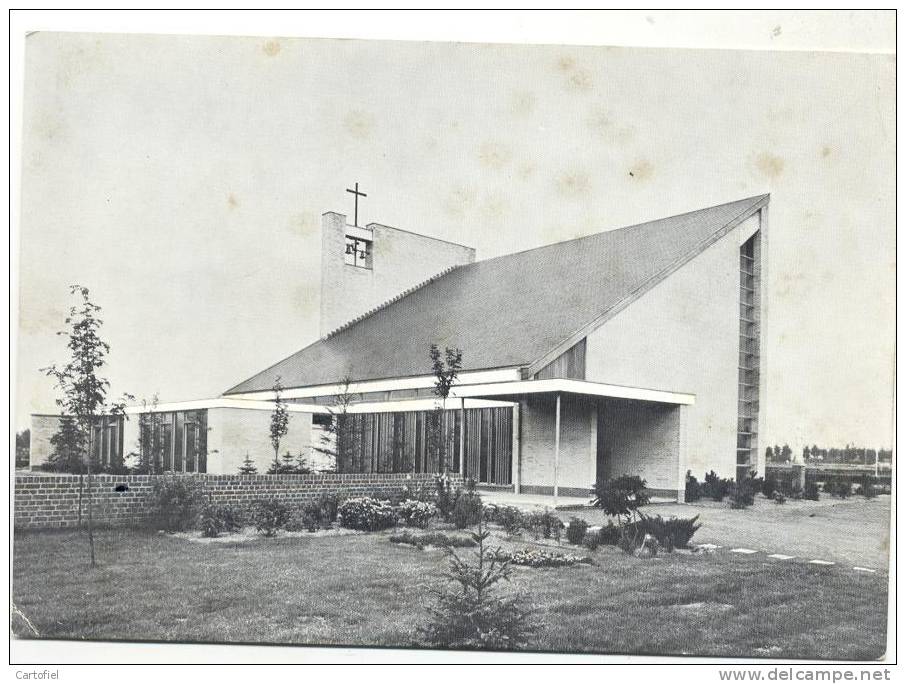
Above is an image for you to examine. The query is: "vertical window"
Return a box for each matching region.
[344,236,372,269]
[185,422,197,472]
[159,415,173,471]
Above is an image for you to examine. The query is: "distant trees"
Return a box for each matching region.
[42,285,131,566]
[766,441,891,466]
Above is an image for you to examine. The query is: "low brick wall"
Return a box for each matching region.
[13,472,459,531]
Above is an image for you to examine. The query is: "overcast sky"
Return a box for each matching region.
[15,31,894,449]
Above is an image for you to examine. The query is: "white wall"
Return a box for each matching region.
[585,213,762,480]
[207,407,313,475]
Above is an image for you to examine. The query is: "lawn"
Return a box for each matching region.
[12,526,888,659]
[557,495,892,570]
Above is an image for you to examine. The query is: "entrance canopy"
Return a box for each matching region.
[449,378,695,405]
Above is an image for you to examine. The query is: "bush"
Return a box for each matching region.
[835,481,852,499]
[251,499,291,536]
[524,509,565,541]
[685,471,702,503]
[823,478,836,495]
[489,505,525,536]
[636,513,701,551]
[597,520,621,546]
[397,499,438,528]
[857,477,878,499]
[198,502,242,538]
[149,475,204,532]
[284,503,322,532]
[565,517,589,545]
[316,492,342,524]
[592,475,649,516]
[389,530,476,549]
[582,531,599,551]
[451,490,483,529]
[337,497,397,531]
[730,477,756,509]
[702,471,732,502]
[800,481,818,500]
[762,474,778,498]
[774,491,786,505]
[434,473,459,521]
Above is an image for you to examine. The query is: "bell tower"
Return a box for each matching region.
[318,202,476,338]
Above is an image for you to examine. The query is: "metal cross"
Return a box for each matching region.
[346,182,367,227]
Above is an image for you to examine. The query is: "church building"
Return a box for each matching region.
[31,192,769,503]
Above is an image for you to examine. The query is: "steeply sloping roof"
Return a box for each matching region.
[225,195,768,394]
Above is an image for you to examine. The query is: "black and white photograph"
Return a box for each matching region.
[8,10,897,669]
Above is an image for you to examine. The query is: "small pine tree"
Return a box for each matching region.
[238,453,257,475]
[47,414,86,473]
[421,512,536,650]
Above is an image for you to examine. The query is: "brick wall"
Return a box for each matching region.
[13,472,459,531]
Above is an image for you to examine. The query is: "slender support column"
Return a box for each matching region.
[554,392,561,501]
[512,402,521,494]
[460,398,466,479]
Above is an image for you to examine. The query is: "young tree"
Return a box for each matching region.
[765,446,774,462]
[42,285,131,567]
[313,375,356,472]
[421,509,536,649]
[428,345,463,472]
[269,378,289,474]
[238,453,258,475]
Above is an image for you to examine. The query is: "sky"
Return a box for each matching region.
[15,31,895,450]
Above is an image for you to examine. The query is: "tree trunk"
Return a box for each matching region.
[86,429,96,567]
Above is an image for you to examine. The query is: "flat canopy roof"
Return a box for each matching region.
[449,379,695,406]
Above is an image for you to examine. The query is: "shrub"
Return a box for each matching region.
[434,473,459,521]
[857,476,878,499]
[774,491,786,505]
[730,477,756,509]
[284,502,322,532]
[597,520,621,546]
[835,481,852,499]
[490,505,525,536]
[337,497,397,531]
[451,490,483,529]
[316,492,342,524]
[421,516,536,649]
[823,478,836,495]
[503,548,592,568]
[636,514,701,551]
[198,502,242,538]
[702,471,732,502]
[565,517,589,545]
[149,475,204,532]
[592,475,649,517]
[251,499,291,536]
[582,530,599,551]
[762,474,778,498]
[685,471,702,503]
[397,499,438,528]
[389,530,476,549]
[524,509,565,541]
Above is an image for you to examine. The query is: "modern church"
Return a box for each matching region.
[30,193,769,502]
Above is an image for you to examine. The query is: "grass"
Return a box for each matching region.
[12,527,888,659]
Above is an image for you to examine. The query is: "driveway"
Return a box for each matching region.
[558,495,892,571]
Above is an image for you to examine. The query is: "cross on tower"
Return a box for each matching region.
[346,182,367,227]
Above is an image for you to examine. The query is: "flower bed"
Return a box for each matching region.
[498,548,593,568]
